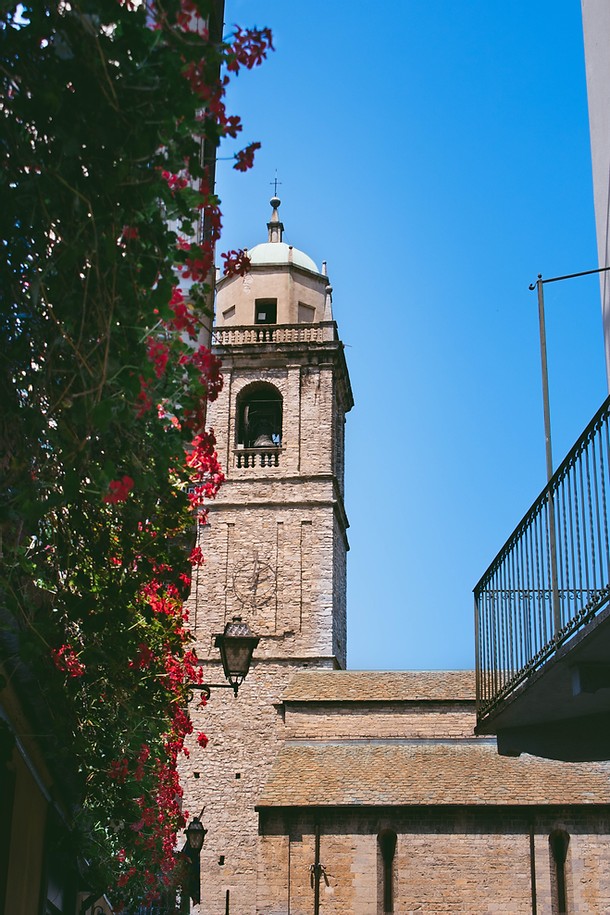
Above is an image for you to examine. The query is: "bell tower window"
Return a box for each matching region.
[237,383,283,449]
[255,298,277,325]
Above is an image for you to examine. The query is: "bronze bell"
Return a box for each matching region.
[253,432,275,447]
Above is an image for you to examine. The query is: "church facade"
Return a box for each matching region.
[183,200,610,914]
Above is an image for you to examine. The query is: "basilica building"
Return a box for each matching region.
[183,199,610,915]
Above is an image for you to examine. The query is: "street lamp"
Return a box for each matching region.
[185,816,207,853]
[188,616,259,699]
[530,264,610,481]
[530,265,610,635]
[182,812,207,907]
[215,616,259,694]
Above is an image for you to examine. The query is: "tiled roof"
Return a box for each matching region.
[257,742,610,807]
[283,670,476,703]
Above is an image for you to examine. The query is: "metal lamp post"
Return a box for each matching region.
[530,264,610,635]
[182,814,207,907]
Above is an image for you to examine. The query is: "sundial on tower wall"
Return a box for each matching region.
[230,552,277,634]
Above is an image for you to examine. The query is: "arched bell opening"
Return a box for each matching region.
[236,382,283,451]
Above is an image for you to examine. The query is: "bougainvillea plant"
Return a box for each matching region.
[0,0,271,908]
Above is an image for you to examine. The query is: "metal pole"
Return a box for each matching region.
[535,275,561,633]
[536,276,554,482]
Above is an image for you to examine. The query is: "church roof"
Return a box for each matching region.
[283,670,476,703]
[257,742,610,808]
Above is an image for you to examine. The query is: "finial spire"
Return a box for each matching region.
[324,284,334,322]
[267,192,284,243]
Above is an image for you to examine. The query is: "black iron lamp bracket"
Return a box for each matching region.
[187,682,240,700]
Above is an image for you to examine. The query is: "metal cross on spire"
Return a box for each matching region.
[270,172,282,197]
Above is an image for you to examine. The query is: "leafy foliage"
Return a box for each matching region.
[0,0,271,907]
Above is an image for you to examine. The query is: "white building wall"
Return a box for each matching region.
[582,0,610,389]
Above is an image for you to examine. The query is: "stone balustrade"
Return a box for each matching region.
[234,447,282,469]
[213,322,337,347]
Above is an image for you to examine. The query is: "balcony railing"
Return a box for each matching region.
[475,395,610,719]
[213,322,337,347]
[234,447,282,469]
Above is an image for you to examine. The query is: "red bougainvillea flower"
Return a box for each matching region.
[109,758,129,783]
[103,475,134,504]
[221,248,251,277]
[179,246,214,281]
[129,643,155,670]
[146,338,170,379]
[51,644,86,677]
[234,141,261,172]
[188,546,204,565]
[196,732,208,748]
[223,114,242,138]
[134,745,151,784]
[227,26,274,72]
[136,375,153,417]
[121,225,139,240]
[168,287,198,337]
[161,170,188,191]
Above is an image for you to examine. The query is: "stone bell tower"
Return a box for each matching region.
[184,197,353,914]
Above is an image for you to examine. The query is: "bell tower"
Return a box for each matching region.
[190,196,352,666]
[184,198,353,914]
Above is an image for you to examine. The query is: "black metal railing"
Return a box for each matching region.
[475,395,610,719]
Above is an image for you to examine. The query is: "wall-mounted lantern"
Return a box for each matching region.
[188,616,259,699]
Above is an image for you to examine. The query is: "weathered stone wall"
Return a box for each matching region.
[182,658,334,915]
[257,808,610,915]
[191,502,343,662]
[332,510,347,666]
[333,380,346,497]
[192,346,350,664]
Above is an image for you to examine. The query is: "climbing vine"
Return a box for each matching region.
[0,0,271,908]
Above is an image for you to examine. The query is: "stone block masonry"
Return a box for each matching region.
[257,808,610,915]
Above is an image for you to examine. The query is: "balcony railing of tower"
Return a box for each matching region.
[475,394,610,722]
[212,321,337,347]
[234,446,281,468]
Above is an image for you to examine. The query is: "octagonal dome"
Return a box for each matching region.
[247,241,319,274]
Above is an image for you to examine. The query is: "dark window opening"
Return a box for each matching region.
[237,383,282,448]
[254,298,277,325]
[549,829,570,914]
[378,829,397,913]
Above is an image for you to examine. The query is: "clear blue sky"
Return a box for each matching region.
[215,0,608,670]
